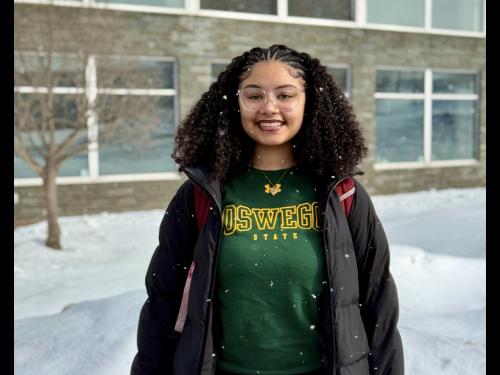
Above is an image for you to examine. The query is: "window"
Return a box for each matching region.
[375,99,425,163]
[432,0,483,32]
[431,72,479,160]
[14,52,178,180]
[200,0,277,14]
[367,0,484,32]
[95,94,177,175]
[14,53,89,178]
[288,0,353,21]
[211,62,229,82]
[374,69,479,165]
[326,66,351,97]
[367,0,424,27]
[95,0,184,7]
[95,56,178,175]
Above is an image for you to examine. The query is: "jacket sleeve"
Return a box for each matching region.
[130,180,198,375]
[347,180,404,375]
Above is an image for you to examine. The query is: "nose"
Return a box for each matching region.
[260,92,279,113]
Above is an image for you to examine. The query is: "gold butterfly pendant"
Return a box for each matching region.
[264,183,282,196]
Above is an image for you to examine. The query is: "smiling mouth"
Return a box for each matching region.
[257,121,283,131]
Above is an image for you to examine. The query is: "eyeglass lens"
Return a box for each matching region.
[238,88,303,112]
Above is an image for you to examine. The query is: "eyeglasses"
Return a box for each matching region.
[237,87,305,112]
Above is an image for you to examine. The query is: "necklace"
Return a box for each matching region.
[260,168,291,196]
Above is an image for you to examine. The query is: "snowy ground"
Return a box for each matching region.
[14,187,486,375]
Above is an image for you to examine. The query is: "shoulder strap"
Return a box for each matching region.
[334,176,356,218]
[174,184,211,334]
[194,184,211,230]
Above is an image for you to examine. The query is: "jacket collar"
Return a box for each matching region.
[181,165,223,211]
[181,165,364,212]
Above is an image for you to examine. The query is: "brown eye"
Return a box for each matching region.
[248,94,264,101]
[277,93,293,101]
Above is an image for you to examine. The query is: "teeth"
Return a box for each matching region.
[258,121,282,128]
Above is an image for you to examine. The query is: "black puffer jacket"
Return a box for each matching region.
[131,166,404,375]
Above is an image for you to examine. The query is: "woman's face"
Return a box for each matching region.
[238,60,306,148]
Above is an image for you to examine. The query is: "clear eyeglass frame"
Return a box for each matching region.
[236,87,305,112]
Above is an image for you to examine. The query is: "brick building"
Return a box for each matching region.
[14,0,486,226]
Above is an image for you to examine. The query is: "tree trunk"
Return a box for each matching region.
[43,165,62,250]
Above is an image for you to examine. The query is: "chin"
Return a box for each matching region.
[254,136,291,147]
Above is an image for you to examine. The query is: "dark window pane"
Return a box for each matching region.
[95,0,183,6]
[14,93,89,178]
[14,154,40,178]
[327,67,349,94]
[14,53,85,88]
[376,70,424,93]
[433,73,478,94]
[375,99,424,163]
[432,100,478,160]
[97,96,177,174]
[15,93,86,130]
[97,58,175,89]
[288,0,353,20]
[200,0,277,14]
[211,63,228,82]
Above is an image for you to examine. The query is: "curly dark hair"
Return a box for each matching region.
[173,44,367,181]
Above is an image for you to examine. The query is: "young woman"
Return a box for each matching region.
[131,45,404,375]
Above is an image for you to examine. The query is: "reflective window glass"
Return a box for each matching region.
[95,0,184,7]
[432,100,478,160]
[14,154,42,179]
[97,96,177,174]
[200,0,277,14]
[376,70,424,93]
[433,72,478,94]
[14,93,89,178]
[375,99,424,163]
[367,0,425,27]
[288,0,353,21]
[14,53,85,88]
[97,58,175,89]
[327,67,350,94]
[432,0,483,32]
[211,63,228,82]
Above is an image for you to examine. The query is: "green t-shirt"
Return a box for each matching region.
[216,166,325,375]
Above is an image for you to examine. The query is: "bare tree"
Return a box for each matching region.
[14,4,169,249]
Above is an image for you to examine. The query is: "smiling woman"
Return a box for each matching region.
[131,45,404,375]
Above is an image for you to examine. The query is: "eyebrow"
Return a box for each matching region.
[241,84,302,90]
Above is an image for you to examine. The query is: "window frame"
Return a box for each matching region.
[373,66,480,170]
[14,51,182,186]
[14,0,486,37]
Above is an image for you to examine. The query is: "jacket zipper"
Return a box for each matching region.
[183,169,360,375]
[181,168,223,374]
[321,183,337,374]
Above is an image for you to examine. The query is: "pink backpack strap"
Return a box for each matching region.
[174,185,210,334]
[335,177,356,217]
[174,262,195,333]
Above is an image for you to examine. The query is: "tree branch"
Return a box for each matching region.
[14,139,44,176]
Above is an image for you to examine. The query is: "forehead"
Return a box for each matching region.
[239,60,304,88]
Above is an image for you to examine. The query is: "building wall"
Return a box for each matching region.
[14,178,187,227]
[14,3,486,226]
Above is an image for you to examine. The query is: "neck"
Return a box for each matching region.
[251,143,296,170]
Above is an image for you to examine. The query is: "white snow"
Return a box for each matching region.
[14,187,485,375]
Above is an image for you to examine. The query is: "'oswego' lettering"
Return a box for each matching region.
[223,202,320,235]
